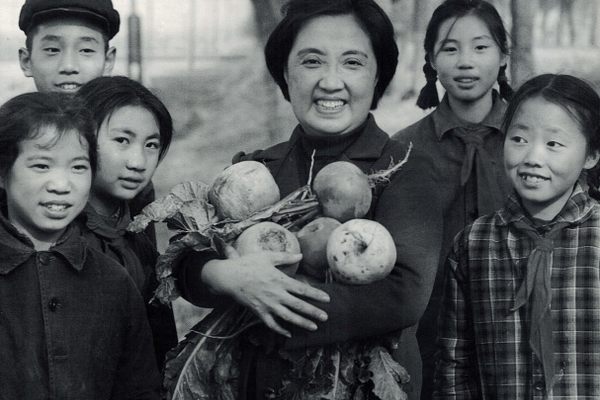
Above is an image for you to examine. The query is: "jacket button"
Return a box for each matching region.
[534,381,544,391]
[38,253,51,265]
[48,298,59,312]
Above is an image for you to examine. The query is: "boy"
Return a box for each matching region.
[435,74,600,399]
[0,91,160,399]
[18,0,119,94]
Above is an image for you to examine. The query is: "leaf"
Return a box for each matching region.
[368,346,410,400]
[128,181,213,233]
[167,305,245,400]
[152,232,214,304]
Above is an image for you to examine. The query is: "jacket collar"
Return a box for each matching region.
[82,202,131,240]
[497,182,596,228]
[0,212,87,275]
[432,91,507,141]
[258,113,389,162]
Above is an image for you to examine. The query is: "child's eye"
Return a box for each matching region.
[441,46,457,53]
[475,45,489,51]
[146,141,161,150]
[72,163,90,173]
[42,47,60,54]
[547,141,564,148]
[80,48,97,54]
[508,135,526,144]
[114,137,130,145]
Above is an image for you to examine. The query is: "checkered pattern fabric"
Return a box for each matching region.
[435,184,600,399]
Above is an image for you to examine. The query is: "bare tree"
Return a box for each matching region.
[510,0,536,87]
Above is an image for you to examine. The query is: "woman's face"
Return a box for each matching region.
[284,14,378,137]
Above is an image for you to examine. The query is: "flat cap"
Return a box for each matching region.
[19,0,120,39]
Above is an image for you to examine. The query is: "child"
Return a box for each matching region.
[0,92,160,399]
[435,74,600,398]
[17,0,156,234]
[18,0,119,94]
[76,76,178,371]
[391,1,513,396]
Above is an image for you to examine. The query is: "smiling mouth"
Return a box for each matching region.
[454,77,478,84]
[519,173,549,183]
[41,203,72,212]
[315,99,346,112]
[56,83,81,91]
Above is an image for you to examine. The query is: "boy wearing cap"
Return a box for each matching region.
[18,0,119,94]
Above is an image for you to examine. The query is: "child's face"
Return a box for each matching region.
[431,15,506,106]
[91,105,161,215]
[19,17,115,94]
[504,96,600,220]
[3,128,91,245]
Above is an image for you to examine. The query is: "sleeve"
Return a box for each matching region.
[111,278,162,400]
[284,145,442,348]
[433,230,480,399]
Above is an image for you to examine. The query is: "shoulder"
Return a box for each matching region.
[83,247,138,289]
[232,140,292,164]
[391,112,435,142]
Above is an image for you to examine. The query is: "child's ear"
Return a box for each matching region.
[584,150,600,170]
[18,47,33,78]
[103,47,117,76]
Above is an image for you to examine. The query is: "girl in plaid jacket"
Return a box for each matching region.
[435,74,600,399]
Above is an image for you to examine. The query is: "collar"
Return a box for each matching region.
[258,114,389,162]
[497,182,596,229]
[82,202,131,240]
[0,212,87,275]
[432,91,507,141]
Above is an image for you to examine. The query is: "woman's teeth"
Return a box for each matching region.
[316,99,345,110]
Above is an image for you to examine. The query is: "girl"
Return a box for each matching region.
[77,76,177,371]
[0,92,159,399]
[436,74,600,398]
[392,1,513,397]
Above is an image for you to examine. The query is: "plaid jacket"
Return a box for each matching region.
[435,184,600,399]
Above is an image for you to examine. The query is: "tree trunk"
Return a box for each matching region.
[510,0,536,88]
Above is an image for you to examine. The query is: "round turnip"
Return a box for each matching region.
[209,161,280,220]
[326,219,396,284]
[235,221,301,276]
[313,161,371,223]
[296,217,341,280]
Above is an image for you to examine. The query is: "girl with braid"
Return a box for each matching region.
[391,1,513,398]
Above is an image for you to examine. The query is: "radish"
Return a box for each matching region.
[296,217,341,280]
[326,219,396,284]
[235,221,301,276]
[313,161,372,222]
[209,161,280,221]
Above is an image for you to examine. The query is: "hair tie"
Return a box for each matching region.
[497,65,514,101]
[416,56,439,109]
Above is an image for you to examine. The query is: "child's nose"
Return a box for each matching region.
[59,49,79,74]
[457,49,474,69]
[46,173,71,193]
[126,146,147,171]
[523,143,545,166]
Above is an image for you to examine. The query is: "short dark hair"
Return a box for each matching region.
[264,0,398,109]
[0,92,97,179]
[502,74,600,156]
[77,76,173,161]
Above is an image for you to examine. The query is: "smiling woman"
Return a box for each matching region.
[172,0,441,399]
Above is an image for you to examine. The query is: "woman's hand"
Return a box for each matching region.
[200,246,330,337]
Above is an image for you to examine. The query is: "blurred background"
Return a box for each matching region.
[2,0,600,338]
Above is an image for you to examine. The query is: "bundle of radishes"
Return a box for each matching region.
[129,143,412,302]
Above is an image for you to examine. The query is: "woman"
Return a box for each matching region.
[175,0,440,398]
